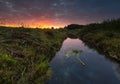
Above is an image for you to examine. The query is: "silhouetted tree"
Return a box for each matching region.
[51,27,54,29]
[65,24,84,29]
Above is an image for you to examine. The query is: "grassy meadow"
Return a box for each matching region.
[0,27,67,84]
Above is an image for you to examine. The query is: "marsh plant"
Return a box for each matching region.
[65,49,85,65]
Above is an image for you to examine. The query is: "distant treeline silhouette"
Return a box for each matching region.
[65,18,120,30]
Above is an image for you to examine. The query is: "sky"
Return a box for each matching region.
[0,0,120,28]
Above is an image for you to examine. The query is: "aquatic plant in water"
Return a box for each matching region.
[65,50,73,58]
[65,50,85,65]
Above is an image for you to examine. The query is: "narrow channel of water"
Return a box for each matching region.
[48,38,120,84]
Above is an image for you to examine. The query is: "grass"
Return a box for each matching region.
[0,27,67,84]
[66,19,120,62]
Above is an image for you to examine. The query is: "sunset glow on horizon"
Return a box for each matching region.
[0,0,120,28]
[0,20,66,28]
[0,17,88,28]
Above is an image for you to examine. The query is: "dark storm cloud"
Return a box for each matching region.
[0,0,120,26]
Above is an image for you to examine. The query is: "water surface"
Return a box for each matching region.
[48,38,120,84]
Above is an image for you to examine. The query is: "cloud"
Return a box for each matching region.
[0,0,120,26]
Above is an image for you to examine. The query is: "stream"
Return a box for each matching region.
[48,38,120,84]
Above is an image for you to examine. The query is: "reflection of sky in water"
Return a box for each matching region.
[48,38,120,84]
[112,63,120,80]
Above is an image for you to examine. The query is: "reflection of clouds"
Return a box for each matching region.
[113,63,120,80]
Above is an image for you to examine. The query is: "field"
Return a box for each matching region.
[0,27,67,84]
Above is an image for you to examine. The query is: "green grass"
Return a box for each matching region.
[0,27,67,84]
[80,31,120,61]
